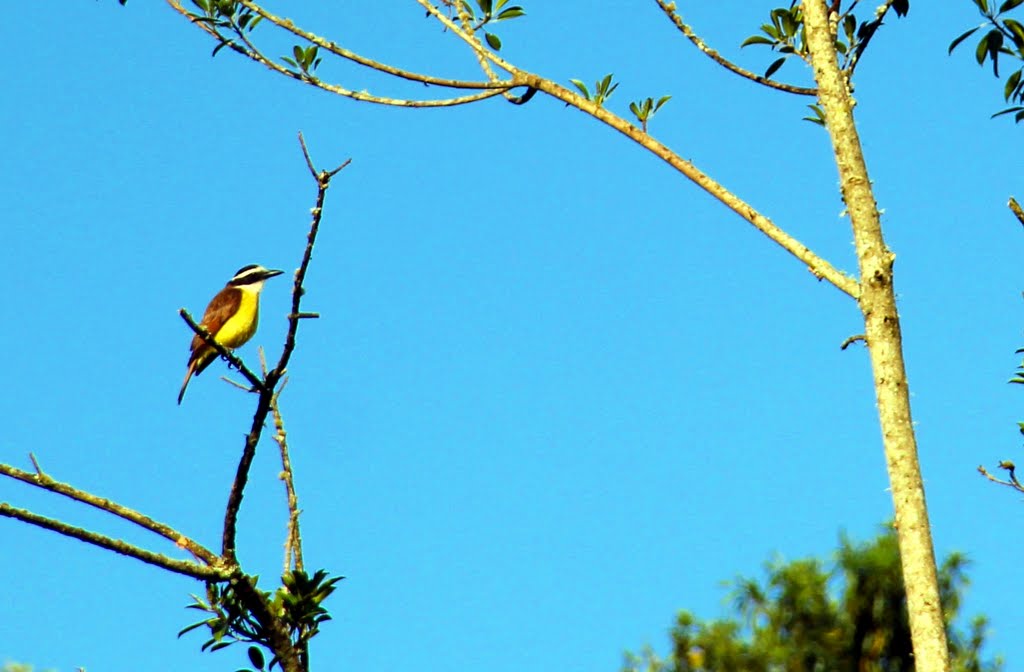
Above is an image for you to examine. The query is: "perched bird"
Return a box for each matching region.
[178,264,284,404]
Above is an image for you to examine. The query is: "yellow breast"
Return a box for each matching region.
[215,286,261,349]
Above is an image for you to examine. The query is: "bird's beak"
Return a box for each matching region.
[264,269,285,279]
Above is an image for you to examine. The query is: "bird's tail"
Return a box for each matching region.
[178,363,196,405]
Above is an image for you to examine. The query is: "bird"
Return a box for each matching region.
[178,264,284,404]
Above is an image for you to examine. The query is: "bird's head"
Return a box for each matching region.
[228,264,284,291]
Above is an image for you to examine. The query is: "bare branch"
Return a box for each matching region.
[222,141,349,563]
[978,461,1024,492]
[179,309,266,394]
[0,462,219,566]
[163,0,514,108]
[270,382,303,574]
[1009,197,1024,228]
[0,503,226,581]
[235,0,508,90]
[416,0,520,75]
[521,73,859,298]
[652,0,817,97]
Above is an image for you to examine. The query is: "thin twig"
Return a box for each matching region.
[1009,197,1024,227]
[164,0,514,108]
[270,381,304,574]
[0,503,227,581]
[235,0,510,91]
[847,0,900,76]
[0,462,220,566]
[978,462,1024,492]
[652,0,817,96]
[519,72,860,298]
[179,309,266,394]
[840,334,867,350]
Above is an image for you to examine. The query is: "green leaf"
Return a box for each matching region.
[948,26,980,54]
[654,95,671,111]
[802,104,826,126]
[477,0,492,15]
[765,57,786,79]
[212,40,232,57]
[496,6,525,20]
[991,105,1024,116]
[484,32,502,50]
[843,13,857,41]
[178,620,211,637]
[986,29,1004,74]
[281,56,297,68]
[248,646,266,670]
[1000,0,1024,12]
[569,79,590,99]
[780,10,798,37]
[629,101,641,118]
[740,35,775,48]
[1004,18,1024,48]
[1005,69,1023,100]
[976,31,992,64]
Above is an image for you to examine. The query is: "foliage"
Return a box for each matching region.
[569,74,620,108]
[741,1,910,79]
[629,96,672,133]
[950,0,1024,121]
[179,569,342,669]
[621,526,1002,672]
[456,0,526,51]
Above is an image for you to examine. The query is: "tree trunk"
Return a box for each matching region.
[801,2,951,670]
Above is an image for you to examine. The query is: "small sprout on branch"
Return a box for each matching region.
[569,74,619,108]
[803,103,827,126]
[629,95,671,133]
[456,0,525,51]
[282,45,322,75]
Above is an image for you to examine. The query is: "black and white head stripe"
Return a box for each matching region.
[229,264,284,286]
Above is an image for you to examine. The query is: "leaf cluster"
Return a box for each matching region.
[569,74,620,108]
[183,0,263,57]
[179,569,343,669]
[629,96,672,133]
[950,0,1024,121]
[741,1,910,80]
[282,45,322,76]
[455,0,525,51]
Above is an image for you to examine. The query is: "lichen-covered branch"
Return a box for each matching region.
[803,1,950,670]
[652,0,818,96]
[0,502,226,581]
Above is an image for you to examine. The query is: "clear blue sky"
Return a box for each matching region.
[2,2,1018,670]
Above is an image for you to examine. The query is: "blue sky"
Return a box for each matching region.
[2,2,1020,670]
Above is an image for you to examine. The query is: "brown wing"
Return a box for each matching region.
[187,286,242,373]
